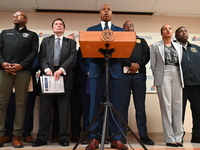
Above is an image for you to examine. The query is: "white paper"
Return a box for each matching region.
[123,66,130,73]
[40,75,65,94]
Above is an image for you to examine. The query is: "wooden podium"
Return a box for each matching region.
[79,30,136,58]
[74,30,147,150]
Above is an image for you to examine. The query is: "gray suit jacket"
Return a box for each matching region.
[150,40,184,87]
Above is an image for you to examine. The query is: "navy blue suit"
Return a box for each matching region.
[87,23,124,141]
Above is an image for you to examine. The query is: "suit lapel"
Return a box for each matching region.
[97,23,103,31]
[158,40,165,62]
[60,37,68,62]
[111,24,116,31]
[49,36,55,65]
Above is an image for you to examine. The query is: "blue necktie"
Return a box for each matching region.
[54,38,61,66]
[104,22,109,30]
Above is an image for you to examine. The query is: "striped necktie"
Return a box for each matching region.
[104,22,109,30]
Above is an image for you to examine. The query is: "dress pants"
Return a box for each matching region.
[70,81,90,137]
[79,83,90,135]
[0,70,31,136]
[182,85,200,137]
[156,66,183,143]
[120,73,147,136]
[70,80,81,137]
[23,90,37,137]
[37,89,71,142]
[89,71,122,141]
[51,99,59,139]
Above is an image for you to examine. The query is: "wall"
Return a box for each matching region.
[0,11,198,134]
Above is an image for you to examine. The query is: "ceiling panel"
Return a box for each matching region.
[153,0,200,17]
[0,0,37,12]
[96,0,157,12]
[36,0,96,10]
[0,0,200,17]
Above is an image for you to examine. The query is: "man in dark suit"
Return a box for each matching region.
[85,4,128,150]
[32,18,77,147]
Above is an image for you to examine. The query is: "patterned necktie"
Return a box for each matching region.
[54,38,61,66]
[104,22,109,30]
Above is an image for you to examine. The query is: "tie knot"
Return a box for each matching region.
[55,37,61,48]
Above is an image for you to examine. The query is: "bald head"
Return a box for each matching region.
[12,11,28,28]
[123,20,134,32]
[99,4,113,22]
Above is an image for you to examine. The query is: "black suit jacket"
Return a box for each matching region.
[39,35,77,89]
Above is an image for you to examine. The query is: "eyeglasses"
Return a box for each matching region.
[12,13,26,18]
[124,24,134,27]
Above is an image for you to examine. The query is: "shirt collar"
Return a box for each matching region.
[101,21,112,30]
[19,27,24,30]
[55,35,64,41]
[176,40,188,49]
[14,25,26,31]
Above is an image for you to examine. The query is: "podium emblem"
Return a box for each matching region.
[101,29,114,42]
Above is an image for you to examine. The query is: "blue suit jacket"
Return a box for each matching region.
[87,23,124,79]
[86,23,125,140]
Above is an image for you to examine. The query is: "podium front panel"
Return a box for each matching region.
[79,31,136,58]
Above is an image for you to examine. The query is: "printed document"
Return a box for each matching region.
[40,75,65,94]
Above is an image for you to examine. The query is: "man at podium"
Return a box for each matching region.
[85,4,128,150]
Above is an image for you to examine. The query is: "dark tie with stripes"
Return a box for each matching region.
[104,22,109,30]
